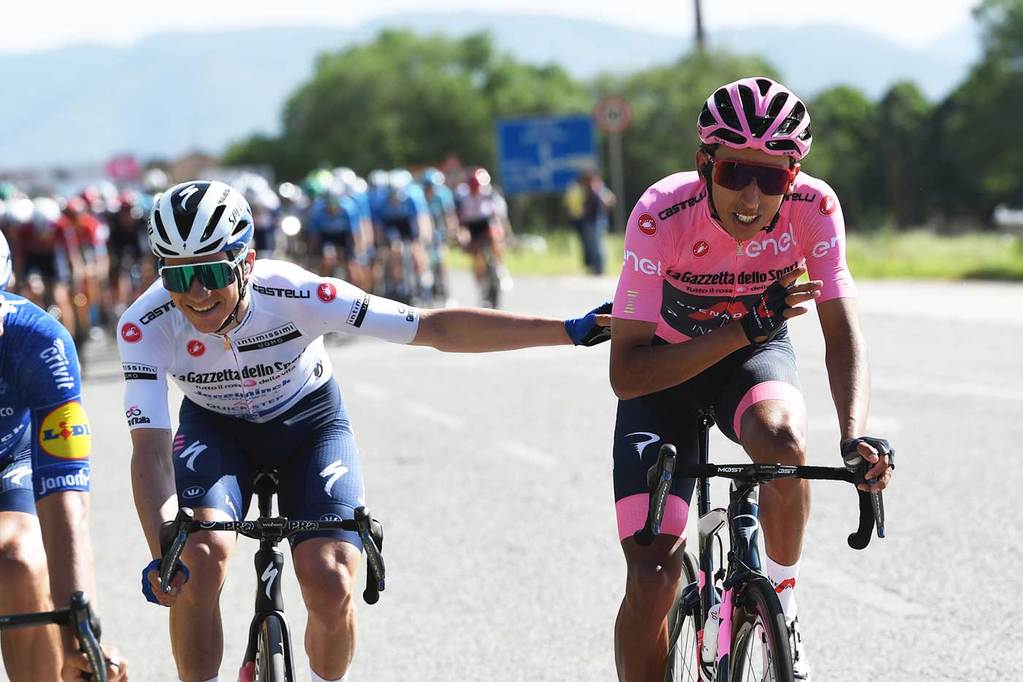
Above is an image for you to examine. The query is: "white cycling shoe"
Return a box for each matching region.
[787,616,811,680]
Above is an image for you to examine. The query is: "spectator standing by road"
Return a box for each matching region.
[573,171,616,275]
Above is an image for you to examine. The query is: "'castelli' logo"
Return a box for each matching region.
[819,195,837,216]
[187,340,205,357]
[317,283,337,303]
[637,213,657,236]
[120,323,142,343]
[692,240,710,257]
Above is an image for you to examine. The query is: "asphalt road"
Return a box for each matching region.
[7,273,1022,681]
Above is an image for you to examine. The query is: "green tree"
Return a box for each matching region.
[875,81,933,227]
[597,50,779,210]
[930,0,1023,222]
[225,30,591,181]
[802,86,881,228]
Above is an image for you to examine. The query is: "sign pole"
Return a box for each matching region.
[594,95,632,232]
[609,131,626,231]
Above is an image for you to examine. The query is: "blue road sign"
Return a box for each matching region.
[496,115,597,196]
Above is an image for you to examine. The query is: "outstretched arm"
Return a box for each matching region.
[411,307,572,352]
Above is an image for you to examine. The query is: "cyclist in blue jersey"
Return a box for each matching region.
[307,191,369,292]
[376,170,432,303]
[124,180,608,682]
[0,232,127,680]
[419,168,459,303]
[332,168,376,290]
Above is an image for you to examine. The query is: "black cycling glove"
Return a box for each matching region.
[741,280,789,344]
[840,436,895,479]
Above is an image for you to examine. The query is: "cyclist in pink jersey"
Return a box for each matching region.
[609,77,894,681]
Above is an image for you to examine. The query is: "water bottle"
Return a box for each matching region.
[700,602,722,665]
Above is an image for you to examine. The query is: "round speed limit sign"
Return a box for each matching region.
[594,95,632,134]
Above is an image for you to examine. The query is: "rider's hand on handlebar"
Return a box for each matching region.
[741,266,822,344]
[841,436,895,493]
[141,558,189,607]
[62,643,128,681]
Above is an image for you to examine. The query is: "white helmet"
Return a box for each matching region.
[149,180,253,259]
[0,230,12,290]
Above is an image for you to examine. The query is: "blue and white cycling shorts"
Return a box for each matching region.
[0,431,36,515]
[172,377,366,549]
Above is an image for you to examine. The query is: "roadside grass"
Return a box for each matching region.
[448,228,1023,281]
[846,230,1023,280]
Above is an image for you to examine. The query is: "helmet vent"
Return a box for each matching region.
[776,102,805,135]
[712,128,747,146]
[199,205,226,243]
[698,104,716,128]
[153,211,172,246]
[194,241,221,255]
[766,140,799,153]
[755,78,773,96]
[766,93,789,120]
[713,89,741,129]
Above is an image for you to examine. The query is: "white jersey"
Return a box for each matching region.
[117,259,420,429]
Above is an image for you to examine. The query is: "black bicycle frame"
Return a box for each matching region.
[159,469,385,678]
[239,472,296,678]
[637,407,884,681]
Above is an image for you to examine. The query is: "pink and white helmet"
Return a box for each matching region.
[697,77,812,160]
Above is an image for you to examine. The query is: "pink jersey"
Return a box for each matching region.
[612,171,855,343]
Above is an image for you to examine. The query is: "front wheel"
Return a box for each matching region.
[728,576,794,682]
[664,551,705,682]
[255,615,289,682]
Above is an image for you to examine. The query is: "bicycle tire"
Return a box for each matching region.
[728,576,794,682]
[664,550,704,682]
[483,249,501,309]
[255,615,289,682]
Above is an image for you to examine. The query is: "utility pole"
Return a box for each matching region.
[694,0,705,52]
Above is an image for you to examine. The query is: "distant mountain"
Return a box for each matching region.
[0,12,981,168]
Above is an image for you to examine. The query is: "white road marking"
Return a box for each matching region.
[497,441,556,469]
[799,556,925,617]
[403,402,466,431]
[808,415,902,434]
[347,381,465,429]
[345,381,390,401]
[873,375,1023,402]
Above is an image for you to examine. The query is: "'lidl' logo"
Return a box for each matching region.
[39,401,91,459]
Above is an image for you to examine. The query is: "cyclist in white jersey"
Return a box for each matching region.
[119,180,609,682]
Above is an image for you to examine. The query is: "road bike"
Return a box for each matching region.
[0,590,107,681]
[634,410,888,682]
[160,468,385,682]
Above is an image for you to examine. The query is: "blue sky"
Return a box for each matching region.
[3,0,980,53]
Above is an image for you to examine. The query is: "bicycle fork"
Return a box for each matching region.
[241,544,296,679]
